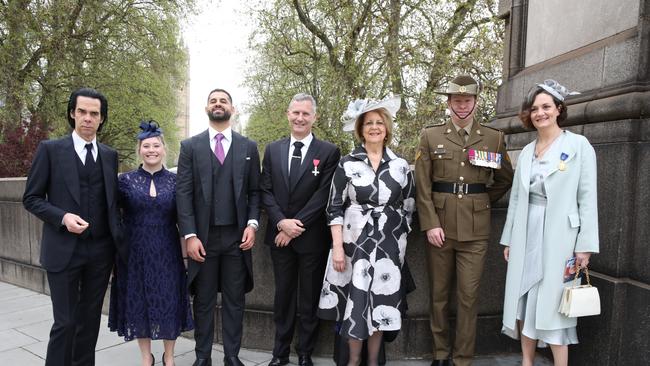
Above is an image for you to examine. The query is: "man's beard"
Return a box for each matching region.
[207,109,231,122]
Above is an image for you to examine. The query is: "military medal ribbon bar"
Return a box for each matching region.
[468,149,502,169]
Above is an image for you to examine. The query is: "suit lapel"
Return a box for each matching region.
[280,138,290,191]
[196,130,213,204]
[61,136,81,205]
[97,143,115,207]
[295,138,321,188]
[466,122,485,148]
[231,131,246,199]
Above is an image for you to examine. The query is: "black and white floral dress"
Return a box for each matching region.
[317,145,415,340]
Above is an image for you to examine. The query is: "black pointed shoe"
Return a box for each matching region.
[268,356,290,366]
[431,360,450,366]
[224,356,245,366]
[192,358,212,366]
[298,354,313,366]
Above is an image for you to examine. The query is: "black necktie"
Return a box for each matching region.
[290,141,304,189]
[84,143,95,170]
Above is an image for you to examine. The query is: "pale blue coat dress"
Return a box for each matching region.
[500,131,599,346]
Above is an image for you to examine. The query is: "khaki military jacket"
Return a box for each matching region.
[415,120,513,241]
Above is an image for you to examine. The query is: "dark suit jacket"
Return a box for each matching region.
[23,135,125,272]
[260,136,340,253]
[176,129,261,292]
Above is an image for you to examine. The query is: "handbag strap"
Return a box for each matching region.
[573,265,592,286]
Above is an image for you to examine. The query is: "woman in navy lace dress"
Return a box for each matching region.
[109,121,193,366]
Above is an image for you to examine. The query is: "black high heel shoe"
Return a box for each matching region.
[150,353,155,366]
[162,352,166,366]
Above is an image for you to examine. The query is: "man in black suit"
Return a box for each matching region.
[23,88,126,366]
[261,93,340,366]
[176,88,261,366]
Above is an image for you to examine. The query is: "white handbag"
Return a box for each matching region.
[558,266,601,317]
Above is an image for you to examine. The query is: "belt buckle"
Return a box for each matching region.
[454,182,468,194]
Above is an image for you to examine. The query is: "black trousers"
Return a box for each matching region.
[45,236,115,366]
[193,225,246,358]
[270,245,327,357]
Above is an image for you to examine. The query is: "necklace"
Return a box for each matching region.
[534,131,562,158]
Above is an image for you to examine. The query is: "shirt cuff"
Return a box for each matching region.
[247,219,259,231]
[184,233,197,240]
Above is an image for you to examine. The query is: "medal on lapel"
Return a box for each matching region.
[558,152,568,171]
[312,159,320,176]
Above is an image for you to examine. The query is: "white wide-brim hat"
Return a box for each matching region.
[341,95,401,132]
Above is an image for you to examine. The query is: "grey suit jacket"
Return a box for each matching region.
[176,129,261,292]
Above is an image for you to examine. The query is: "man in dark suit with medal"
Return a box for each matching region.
[23,87,126,366]
[415,75,513,366]
[176,88,261,366]
[260,94,340,366]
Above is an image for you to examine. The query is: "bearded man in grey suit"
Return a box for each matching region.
[176,88,261,366]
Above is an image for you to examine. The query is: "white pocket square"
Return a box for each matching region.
[245,157,251,160]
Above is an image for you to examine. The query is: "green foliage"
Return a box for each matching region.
[244,0,503,161]
[0,0,195,173]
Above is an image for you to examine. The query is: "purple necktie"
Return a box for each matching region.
[214,133,225,164]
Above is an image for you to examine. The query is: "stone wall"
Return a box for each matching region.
[524,0,639,67]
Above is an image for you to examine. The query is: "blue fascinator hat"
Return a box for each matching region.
[535,80,580,102]
[137,120,163,140]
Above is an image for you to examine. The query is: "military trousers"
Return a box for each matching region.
[426,237,488,366]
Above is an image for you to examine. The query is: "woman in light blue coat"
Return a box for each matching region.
[500,80,599,366]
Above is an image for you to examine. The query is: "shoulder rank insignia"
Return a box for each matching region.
[424,121,446,128]
[479,122,503,132]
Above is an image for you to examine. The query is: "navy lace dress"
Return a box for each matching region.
[109,167,193,340]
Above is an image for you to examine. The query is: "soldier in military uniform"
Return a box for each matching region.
[415,75,513,366]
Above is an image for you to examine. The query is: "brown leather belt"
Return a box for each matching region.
[432,182,486,194]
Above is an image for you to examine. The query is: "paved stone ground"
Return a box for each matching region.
[0,281,552,365]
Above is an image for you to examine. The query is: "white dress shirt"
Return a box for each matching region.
[208,125,232,157]
[288,133,313,172]
[71,130,97,163]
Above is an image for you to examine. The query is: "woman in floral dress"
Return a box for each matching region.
[318,96,415,366]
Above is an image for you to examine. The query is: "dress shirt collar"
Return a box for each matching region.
[451,120,473,136]
[208,125,232,142]
[290,133,313,150]
[71,130,97,157]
